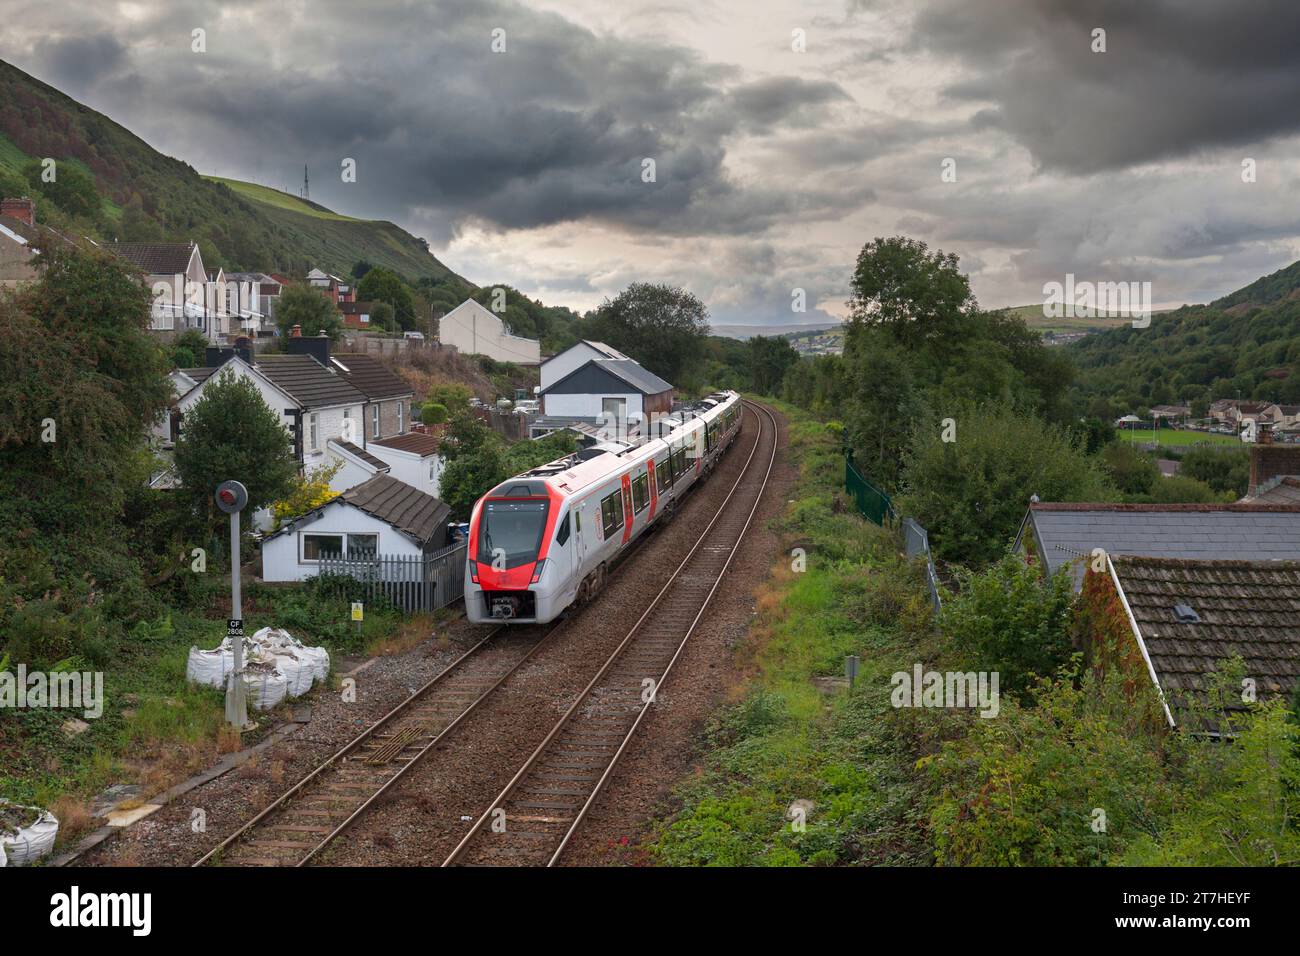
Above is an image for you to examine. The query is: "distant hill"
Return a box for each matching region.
[1068,265,1300,408]
[710,321,842,340]
[996,303,1135,334]
[0,58,464,284]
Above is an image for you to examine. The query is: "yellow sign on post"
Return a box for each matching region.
[351,602,364,622]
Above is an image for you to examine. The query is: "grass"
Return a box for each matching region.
[645,401,942,867]
[204,176,360,221]
[0,131,28,173]
[1118,427,1240,446]
[0,574,413,841]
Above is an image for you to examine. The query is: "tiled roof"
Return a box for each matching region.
[328,439,390,472]
[111,242,196,275]
[180,367,216,385]
[1023,503,1300,587]
[371,432,441,456]
[330,353,413,400]
[1113,556,1300,706]
[254,354,367,409]
[340,474,450,546]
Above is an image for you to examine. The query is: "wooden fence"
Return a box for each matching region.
[316,541,467,613]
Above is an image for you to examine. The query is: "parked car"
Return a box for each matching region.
[404,331,425,340]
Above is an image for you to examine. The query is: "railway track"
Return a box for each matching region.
[442,401,778,867]
[193,623,557,866]
[193,401,772,867]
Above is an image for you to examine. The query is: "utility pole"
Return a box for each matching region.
[215,480,252,729]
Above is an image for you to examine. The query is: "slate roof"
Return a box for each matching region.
[330,353,413,400]
[1020,503,1300,588]
[1112,556,1300,710]
[371,432,441,456]
[582,340,630,360]
[111,242,196,275]
[329,439,390,472]
[254,354,367,409]
[1246,477,1300,505]
[339,474,450,546]
[540,357,674,396]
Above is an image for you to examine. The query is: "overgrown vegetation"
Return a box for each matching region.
[650,402,1300,867]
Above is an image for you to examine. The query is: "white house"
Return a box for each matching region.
[438,298,541,365]
[540,340,630,391]
[326,439,391,492]
[368,432,445,498]
[538,357,674,422]
[112,241,217,340]
[261,474,452,582]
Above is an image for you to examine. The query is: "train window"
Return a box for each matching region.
[705,422,717,451]
[555,512,570,546]
[632,473,649,513]
[673,447,688,475]
[656,457,671,492]
[601,491,624,537]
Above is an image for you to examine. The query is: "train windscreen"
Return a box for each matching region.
[477,499,550,570]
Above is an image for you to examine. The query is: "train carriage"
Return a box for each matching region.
[466,391,743,623]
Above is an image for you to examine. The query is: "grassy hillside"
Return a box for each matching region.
[1068,276,1300,409]
[0,58,463,284]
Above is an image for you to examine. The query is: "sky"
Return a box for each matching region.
[3,0,1300,326]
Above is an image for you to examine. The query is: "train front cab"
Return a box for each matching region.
[466,479,573,624]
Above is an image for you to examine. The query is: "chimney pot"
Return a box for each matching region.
[291,324,302,337]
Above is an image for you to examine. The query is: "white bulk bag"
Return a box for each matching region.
[239,667,289,711]
[0,802,59,866]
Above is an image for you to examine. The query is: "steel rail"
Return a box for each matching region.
[441,401,775,867]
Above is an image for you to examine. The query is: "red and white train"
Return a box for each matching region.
[465,391,745,624]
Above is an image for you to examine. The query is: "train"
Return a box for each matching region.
[465,391,745,624]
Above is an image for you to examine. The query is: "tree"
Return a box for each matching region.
[369,300,396,332]
[173,369,299,526]
[275,282,343,341]
[748,336,798,395]
[847,237,974,349]
[351,260,374,281]
[23,158,100,221]
[842,330,920,489]
[896,403,1114,565]
[271,461,341,529]
[420,402,448,425]
[358,267,417,330]
[170,328,209,369]
[588,282,709,384]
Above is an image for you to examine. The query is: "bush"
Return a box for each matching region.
[896,403,1113,565]
[942,555,1076,699]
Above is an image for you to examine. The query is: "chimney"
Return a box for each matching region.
[290,324,302,337]
[1248,442,1300,495]
[0,197,35,226]
[286,331,331,365]
[233,334,255,366]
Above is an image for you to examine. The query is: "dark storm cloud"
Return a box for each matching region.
[31,34,126,89]
[7,0,857,240]
[911,0,1300,173]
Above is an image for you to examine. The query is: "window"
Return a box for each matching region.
[555,513,571,546]
[308,414,319,452]
[655,457,671,492]
[706,421,717,451]
[347,533,378,558]
[602,397,626,422]
[302,533,343,560]
[600,491,624,538]
[397,401,405,433]
[477,499,550,569]
[632,473,649,513]
[673,446,688,476]
[372,404,381,439]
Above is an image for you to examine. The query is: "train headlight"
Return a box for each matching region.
[530,559,546,584]
[468,560,479,584]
